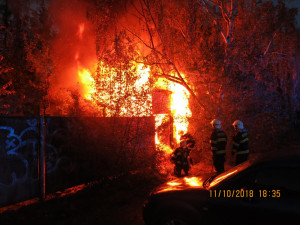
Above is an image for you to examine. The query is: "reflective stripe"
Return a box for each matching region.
[214,150,226,155]
[240,138,248,144]
[241,133,248,138]
[216,137,227,142]
[237,150,249,155]
[211,140,217,144]
[233,142,239,147]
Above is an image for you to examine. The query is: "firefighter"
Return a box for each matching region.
[210,119,227,173]
[178,130,196,154]
[171,141,191,177]
[231,120,249,165]
[179,130,196,166]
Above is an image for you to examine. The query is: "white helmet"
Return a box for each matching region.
[210,119,221,129]
[232,120,244,130]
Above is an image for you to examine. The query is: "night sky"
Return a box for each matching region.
[275,0,300,27]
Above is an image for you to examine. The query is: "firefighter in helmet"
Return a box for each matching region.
[171,140,190,177]
[178,130,196,153]
[231,120,249,165]
[210,119,227,173]
[171,131,195,177]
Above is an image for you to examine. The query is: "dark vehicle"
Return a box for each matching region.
[143,150,300,225]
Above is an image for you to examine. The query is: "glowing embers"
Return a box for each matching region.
[157,177,203,193]
[167,181,182,186]
[184,177,202,187]
[167,177,202,187]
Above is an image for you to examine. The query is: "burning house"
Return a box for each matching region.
[45,0,193,155]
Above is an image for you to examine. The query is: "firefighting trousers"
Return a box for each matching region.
[174,162,189,177]
[213,154,225,173]
[236,153,249,166]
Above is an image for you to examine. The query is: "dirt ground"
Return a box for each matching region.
[0,172,166,225]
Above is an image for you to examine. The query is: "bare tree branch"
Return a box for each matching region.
[196,0,235,46]
[138,0,155,49]
[263,32,277,56]
[121,24,153,50]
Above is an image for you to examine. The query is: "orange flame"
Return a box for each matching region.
[170,82,191,143]
[77,65,191,153]
[155,114,173,154]
[74,23,191,154]
[154,77,192,149]
[78,66,96,100]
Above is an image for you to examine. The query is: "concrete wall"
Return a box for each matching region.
[0,116,155,207]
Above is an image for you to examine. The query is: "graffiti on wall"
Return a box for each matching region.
[0,117,76,207]
[0,116,155,207]
[0,119,38,187]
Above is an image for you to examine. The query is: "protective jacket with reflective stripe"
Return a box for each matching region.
[171,147,190,165]
[180,133,195,149]
[210,129,227,155]
[232,130,249,155]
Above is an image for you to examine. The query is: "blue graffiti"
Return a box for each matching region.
[0,118,78,207]
[6,138,16,149]
[0,119,39,186]
[0,118,75,188]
